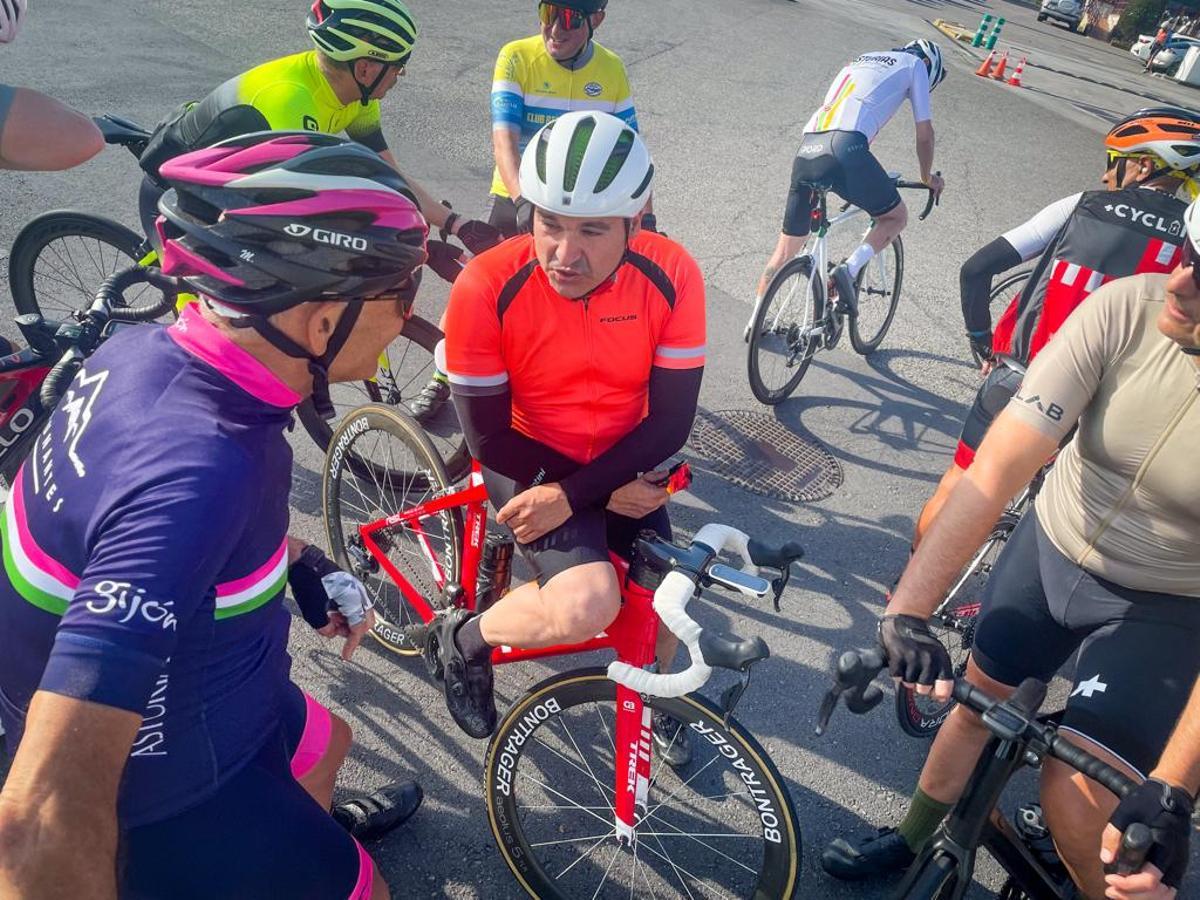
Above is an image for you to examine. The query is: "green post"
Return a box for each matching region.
[985,17,1006,50]
[971,13,994,47]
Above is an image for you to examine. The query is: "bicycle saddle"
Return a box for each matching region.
[93,114,152,146]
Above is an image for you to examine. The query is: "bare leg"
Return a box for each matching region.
[296,712,353,811]
[755,233,809,300]
[478,562,620,648]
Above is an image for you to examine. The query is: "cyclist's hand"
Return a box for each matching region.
[607,474,670,518]
[497,483,572,543]
[426,239,466,283]
[926,172,945,200]
[1101,778,1193,893]
[878,613,954,702]
[456,219,503,255]
[320,609,376,661]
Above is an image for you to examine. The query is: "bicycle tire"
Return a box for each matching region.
[322,403,463,657]
[8,211,158,321]
[848,235,904,354]
[297,315,470,484]
[485,668,801,900]
[747,255,823,405]
[895,516,1016,738]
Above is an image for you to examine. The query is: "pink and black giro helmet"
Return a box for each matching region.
[155,131,428,314]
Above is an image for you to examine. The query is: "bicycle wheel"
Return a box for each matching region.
[849,235,904,354]
[8,211,160,321]
[297,315,470,484]
[322,403,463,656]
[485,668,801,900]
[895,515,1016,738]
[747,255,824,405]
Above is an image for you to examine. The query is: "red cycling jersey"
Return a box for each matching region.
[444,231,706,465]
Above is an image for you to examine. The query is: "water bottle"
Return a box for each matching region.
[476,532,514,612]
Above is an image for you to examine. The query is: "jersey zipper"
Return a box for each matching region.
[1076,388,1197,569]
[581,296,598,460]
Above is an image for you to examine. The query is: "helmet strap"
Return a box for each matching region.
[348,59,391,107]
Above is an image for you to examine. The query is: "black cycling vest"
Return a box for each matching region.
[997,186,1186,363]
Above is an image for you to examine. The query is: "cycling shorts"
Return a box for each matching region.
[953,364,1024,469]
[971,509,1200,776]
[119,685,372,899]
[0,84,15,142]
[482,467,671,587]
[783,130,902,237]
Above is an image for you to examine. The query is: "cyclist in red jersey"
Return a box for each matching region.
[441,112,705,763]
[909,108,1199,549]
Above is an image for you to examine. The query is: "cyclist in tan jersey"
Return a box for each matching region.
[824,200,1200,896]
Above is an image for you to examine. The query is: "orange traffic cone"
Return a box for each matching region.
[975,49,996,78]
[991,51,1010,80]
[1006,56,1026,87]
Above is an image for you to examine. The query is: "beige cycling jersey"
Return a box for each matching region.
[1006,273,1200,596]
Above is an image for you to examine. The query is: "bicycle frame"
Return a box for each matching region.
[356,460,664,840]
[0,347,53,489]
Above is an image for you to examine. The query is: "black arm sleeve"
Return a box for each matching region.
[960,237,1022,335]
[452,388,580,488]
[559,366,703,511]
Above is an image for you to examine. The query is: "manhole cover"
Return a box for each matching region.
[687,409,843,503]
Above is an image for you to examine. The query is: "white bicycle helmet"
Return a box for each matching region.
[307,0,418,64]
[900,39,946,89]
[518,110,654,219]
[0,0,27,44]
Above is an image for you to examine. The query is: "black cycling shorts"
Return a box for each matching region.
[782,130,902,237]
[482,467,671,587]
[971,509,1200,776]
[953,363,1024,469]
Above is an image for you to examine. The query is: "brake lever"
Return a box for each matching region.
[719,669,752,729]
[770,567,790,612]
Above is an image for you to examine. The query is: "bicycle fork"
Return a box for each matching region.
[613,686,654,845]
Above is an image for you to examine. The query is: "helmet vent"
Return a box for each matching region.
[631,163,654,201]
[594,129,633,193]
[563,116,597,193]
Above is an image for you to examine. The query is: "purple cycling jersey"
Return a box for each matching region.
[0,303,300,826]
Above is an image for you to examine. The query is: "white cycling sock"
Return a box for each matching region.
[846,244,876,278]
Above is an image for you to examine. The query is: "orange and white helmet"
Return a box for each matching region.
[1106,107,1200,172]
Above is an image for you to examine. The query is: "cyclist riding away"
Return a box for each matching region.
[823,198,1200,899]
[409,0,647,422]
[0,0,103,171]
[910,108,1199,550]
[135,0,500,255]
[0,133,429,899]
[441,111,705,766]
[752,39,946,325]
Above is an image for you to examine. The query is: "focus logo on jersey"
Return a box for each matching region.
[1103,202,1184,237]
[283,223,368,251]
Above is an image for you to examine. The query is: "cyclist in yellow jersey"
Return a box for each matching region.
[136,0,501,255]
[408,0,648,422]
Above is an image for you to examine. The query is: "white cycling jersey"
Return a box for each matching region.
[1000,193,1081,260]
[803,51,931,144]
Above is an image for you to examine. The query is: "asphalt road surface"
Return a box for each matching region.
[2,0,1197,897]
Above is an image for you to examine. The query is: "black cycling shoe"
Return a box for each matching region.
[830,263,859,318]
[408,376,450,424]
[439,609,497,739]
[332,780,423,841]
[821,827,915,881]
[651,713,692,768]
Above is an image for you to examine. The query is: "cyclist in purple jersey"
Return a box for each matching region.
[0,133,428,899]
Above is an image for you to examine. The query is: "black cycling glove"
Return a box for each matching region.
[967,330,994,366]
[878,614,953,686]
[456,219,503,255]
[514,197,535,234]
[425,239,466,284]
[1108,778,1194,888]
[287,545,375,629]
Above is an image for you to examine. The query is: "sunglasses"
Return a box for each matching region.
[365,275,417,320]
[538,3,590,30]
[1180,236,1200,291]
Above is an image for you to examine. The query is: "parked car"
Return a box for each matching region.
[1038,0,1082,30]
[1130,33,1200,71]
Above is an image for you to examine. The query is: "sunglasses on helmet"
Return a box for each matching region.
[538,2,591,31]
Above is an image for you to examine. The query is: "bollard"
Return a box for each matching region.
[971,13,994,47]
[985,17,1006,50]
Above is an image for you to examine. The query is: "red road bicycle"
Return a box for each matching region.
[321,404,805,899]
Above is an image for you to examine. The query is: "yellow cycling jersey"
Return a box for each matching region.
[490,35,637,198]
[164,51,387,156]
